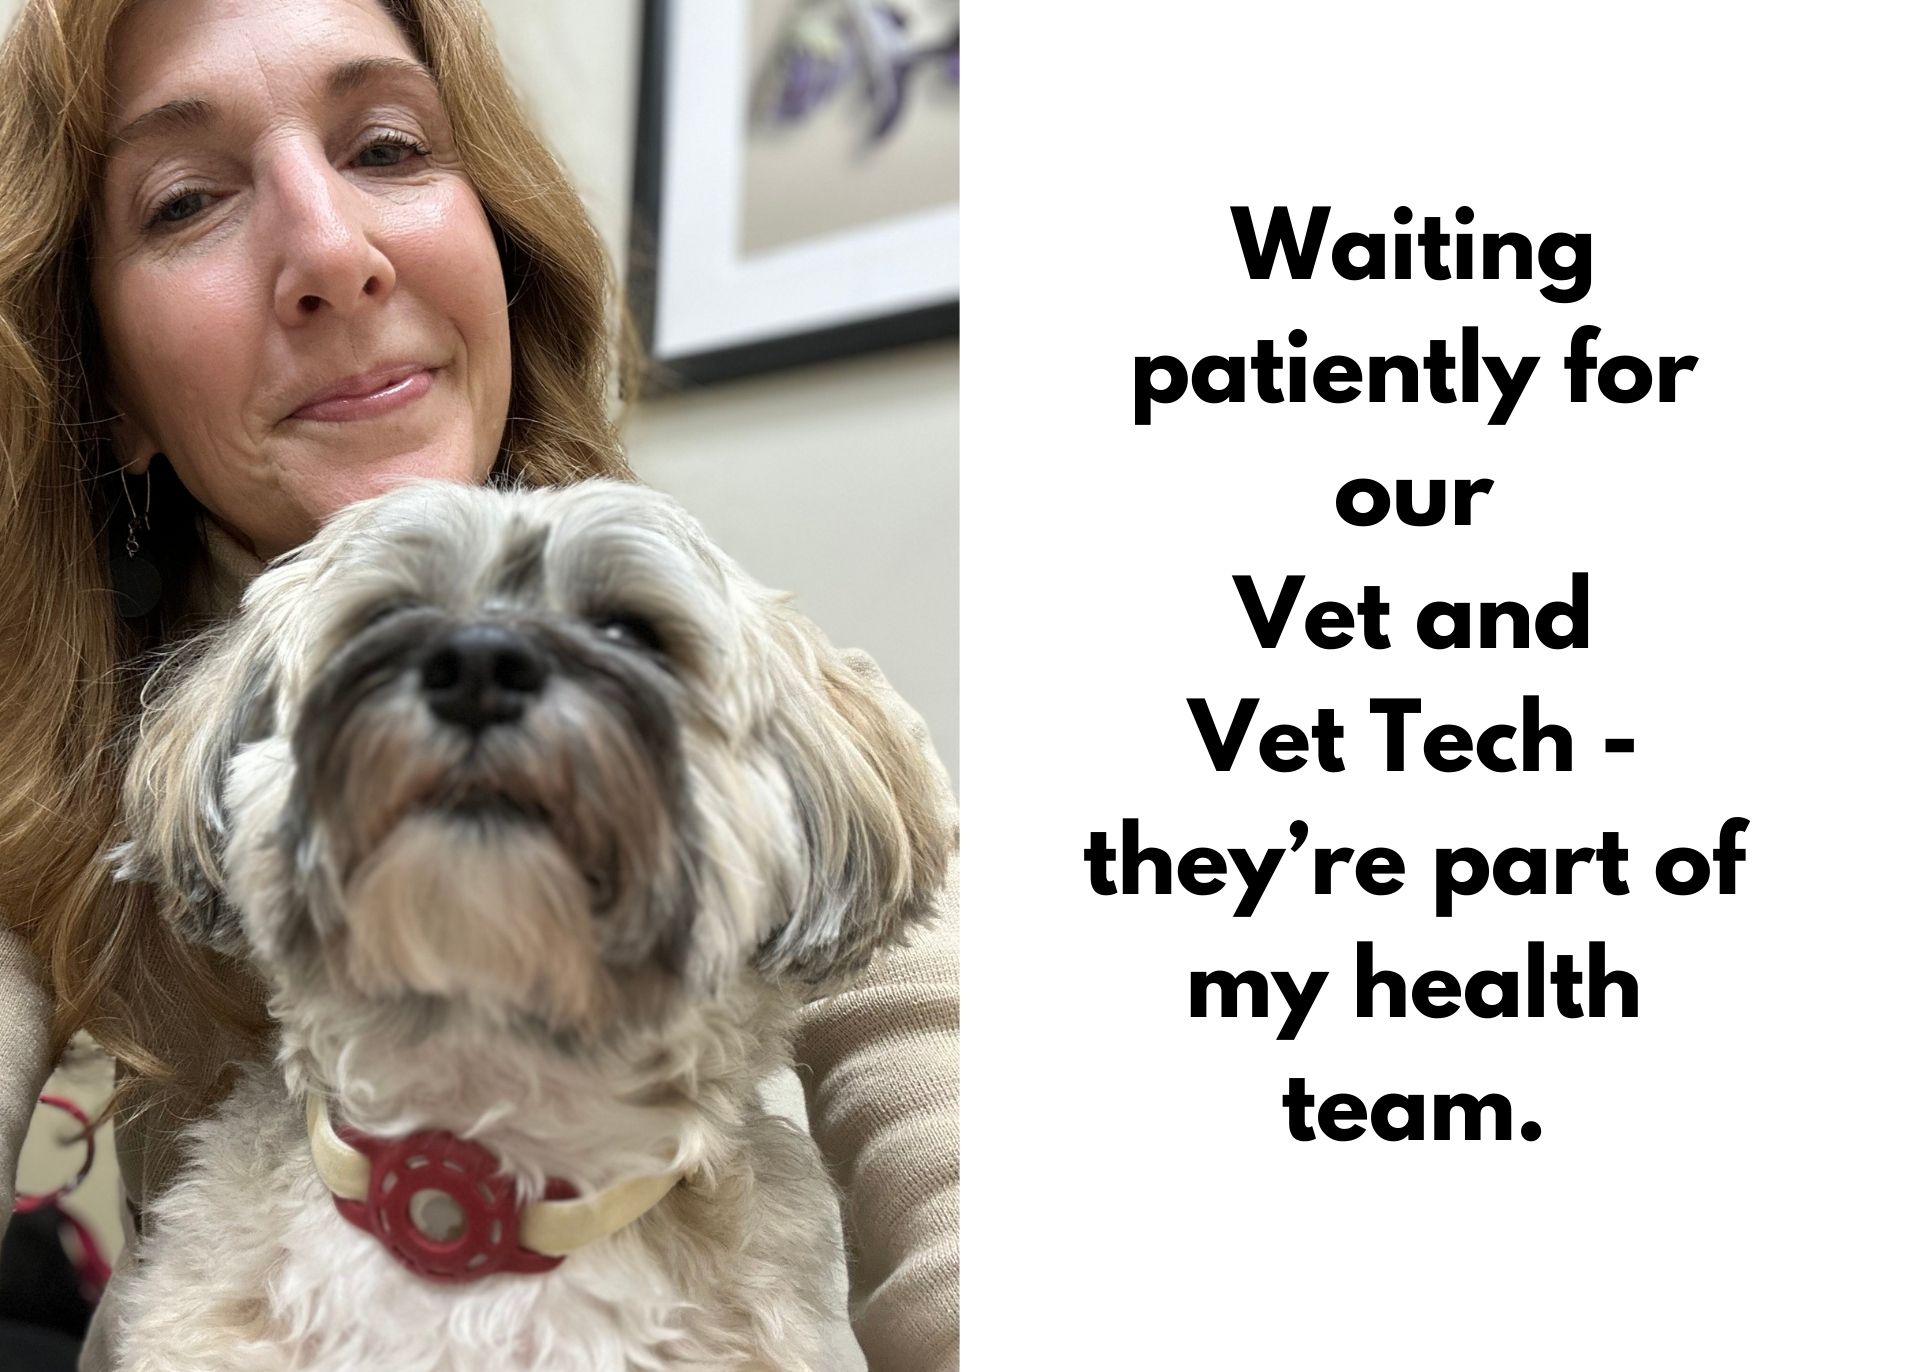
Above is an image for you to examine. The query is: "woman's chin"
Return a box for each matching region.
[231,444,491,560]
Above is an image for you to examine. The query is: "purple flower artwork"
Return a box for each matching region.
[757,0,960,144]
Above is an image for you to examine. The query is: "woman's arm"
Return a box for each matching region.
[793,649,960,1372]
[0,925,58,1235]
[795,886,959,1372]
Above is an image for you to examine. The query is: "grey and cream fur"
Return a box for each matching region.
[107,479,955,1371]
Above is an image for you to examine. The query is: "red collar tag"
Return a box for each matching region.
[330,1121,578,1283]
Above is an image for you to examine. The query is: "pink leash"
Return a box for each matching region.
[15,1093,114,1301]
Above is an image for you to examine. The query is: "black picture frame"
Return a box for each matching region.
[632,0,960,389]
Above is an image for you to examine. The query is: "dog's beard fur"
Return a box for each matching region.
[343,813,605,1029]
[108,478,954,1368]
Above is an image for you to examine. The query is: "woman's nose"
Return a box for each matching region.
[267,150,397,327]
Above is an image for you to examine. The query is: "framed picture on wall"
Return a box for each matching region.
[634,0,960,386]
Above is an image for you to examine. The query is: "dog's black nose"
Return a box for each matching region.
[419,624,548,731]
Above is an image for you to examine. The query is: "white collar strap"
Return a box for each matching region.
[306,1094,681,1279]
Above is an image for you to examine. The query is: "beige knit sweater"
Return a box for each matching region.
[0,517,960,1372]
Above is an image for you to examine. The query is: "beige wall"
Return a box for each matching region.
[621,341,959,782]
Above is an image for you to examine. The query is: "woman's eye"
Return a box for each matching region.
[597,615,669,659]
[138,132,427,232]
[148,190,211,229]
[353,133,429,169]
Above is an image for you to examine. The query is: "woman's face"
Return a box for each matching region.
[91,0,512,561]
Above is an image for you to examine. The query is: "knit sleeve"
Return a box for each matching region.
[0,924,58,1236]
[794,878,959,1372]
[792,648,960,1372]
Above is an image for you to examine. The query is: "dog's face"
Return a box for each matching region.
[116,479,952,1042]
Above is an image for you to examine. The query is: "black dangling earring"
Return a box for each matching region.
[111,463,163,619]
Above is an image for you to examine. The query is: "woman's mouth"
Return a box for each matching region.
[288,366,437,423]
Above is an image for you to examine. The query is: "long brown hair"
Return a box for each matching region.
[0,0,639,1094]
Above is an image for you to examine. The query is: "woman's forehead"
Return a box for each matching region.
[107,0,418,119]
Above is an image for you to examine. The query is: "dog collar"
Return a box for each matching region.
[305,1094,680,1284]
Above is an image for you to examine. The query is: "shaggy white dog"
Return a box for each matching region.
[108,480,954,1371]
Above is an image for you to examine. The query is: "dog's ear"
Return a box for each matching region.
[111,621,280,957]
[757,638,956,987]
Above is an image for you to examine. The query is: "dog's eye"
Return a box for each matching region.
[595,614,669,660]
[359,600,417,632]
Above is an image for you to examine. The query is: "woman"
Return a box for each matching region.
[0,0,958,1367]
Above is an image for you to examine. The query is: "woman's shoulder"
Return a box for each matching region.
[0,925,57,1228]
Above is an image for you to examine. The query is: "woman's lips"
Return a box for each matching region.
[289,367,436,423]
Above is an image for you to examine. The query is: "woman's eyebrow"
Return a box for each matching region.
[108,96,213,154]
[108,56,439,153]
[327,55,438,101]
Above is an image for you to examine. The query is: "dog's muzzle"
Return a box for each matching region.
[419,623,549,733]
[306,1097,680,1283]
